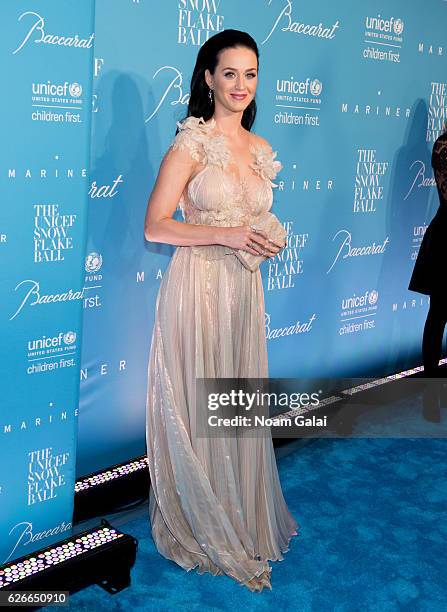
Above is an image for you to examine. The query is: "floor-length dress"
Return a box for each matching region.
[145,115,298,586]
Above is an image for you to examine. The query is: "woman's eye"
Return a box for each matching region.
[224,72,257,78]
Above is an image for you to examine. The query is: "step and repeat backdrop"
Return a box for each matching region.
[0,1,95,564]
[77,0,447,474]
[2,0,447,565]
[78,0,447,476]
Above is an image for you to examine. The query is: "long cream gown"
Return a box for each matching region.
[145,115,298,586]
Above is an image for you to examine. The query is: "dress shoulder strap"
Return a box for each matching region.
[249,143,283,188]
[169,116,230,169]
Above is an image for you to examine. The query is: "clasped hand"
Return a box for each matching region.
[223,225,284,257]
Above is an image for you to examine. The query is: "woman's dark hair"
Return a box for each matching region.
[176,29,259,134]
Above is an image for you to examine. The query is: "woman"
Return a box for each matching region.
[144,30,298,592]
[409,130,447,377]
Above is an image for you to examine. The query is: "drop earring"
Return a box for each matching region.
[208,88,214,105]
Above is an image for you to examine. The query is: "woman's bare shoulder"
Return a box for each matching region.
[249,131,272,150]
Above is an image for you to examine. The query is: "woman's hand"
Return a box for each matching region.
[219,225,284,257]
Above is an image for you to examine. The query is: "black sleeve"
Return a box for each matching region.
[431,136,447,201]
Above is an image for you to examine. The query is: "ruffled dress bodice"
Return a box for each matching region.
[168,115,283,261]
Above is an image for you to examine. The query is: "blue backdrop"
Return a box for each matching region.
[0,1,95,564]
[78,0,447,477]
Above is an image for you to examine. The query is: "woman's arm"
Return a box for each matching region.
[144,144,220,245]
[143,139,278,256]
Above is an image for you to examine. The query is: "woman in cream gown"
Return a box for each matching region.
[145,32,298,594]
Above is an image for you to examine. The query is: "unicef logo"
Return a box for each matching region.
[393,19,404,36]
[69,82,82,97]
[368,290,379,305]
[85,252,103,273]
[310,79,322,97]
[63,331,76,345]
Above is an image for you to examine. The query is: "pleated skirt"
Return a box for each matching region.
[145,246,298,584]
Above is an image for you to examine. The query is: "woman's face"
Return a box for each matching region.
[205,46,258,114]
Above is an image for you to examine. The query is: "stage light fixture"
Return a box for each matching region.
[0,519,137,603]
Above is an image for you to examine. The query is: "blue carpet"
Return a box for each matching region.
[42,437,447,611]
